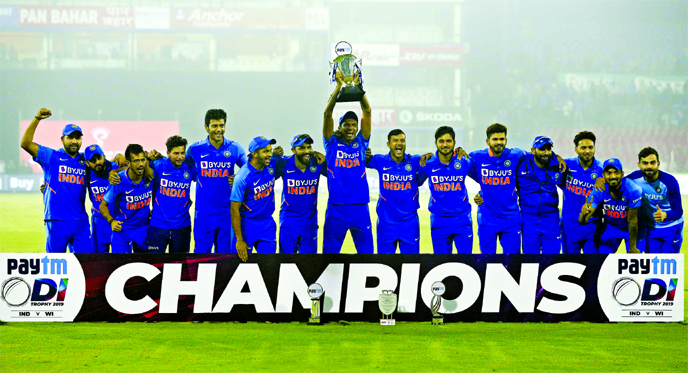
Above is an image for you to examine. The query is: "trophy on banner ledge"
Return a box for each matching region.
[378,290,398,325]
[330,41,366,102]
[308,283,324,325]
[431,281,445,325]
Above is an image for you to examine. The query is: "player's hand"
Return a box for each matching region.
[593,177,606,192]
[113,153,126,168]
[653,205,667,222]
[228,175,235,186]
[109,170,121,185]
[454,147,470,160]
[40,183,46,194]
[419,153,433,167]
[557,155,567,173]
[273,146,284,157]
[628,246,641,254]
[236,240,249,262]
[147,149,162,161]
[365,148,372,161]
[474,193,484,206]
[581,194,594,215]
[314,151,326,164]
[110,220,122,232]
[35,108,52,120]
[335,70,344,86]
[353,71,360,85]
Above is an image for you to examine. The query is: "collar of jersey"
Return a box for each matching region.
[57,148,81,160]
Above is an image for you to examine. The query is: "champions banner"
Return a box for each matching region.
[0,254,683,323]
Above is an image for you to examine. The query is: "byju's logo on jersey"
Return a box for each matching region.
[598,254,683,322]
[0,254,86,322]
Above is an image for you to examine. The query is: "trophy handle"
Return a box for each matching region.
[330,62,339,85]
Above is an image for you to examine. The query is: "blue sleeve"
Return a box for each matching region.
[190,165,197,181]
[230,173,248,203]
[590,188,604,209]
[235,143,248,168]
[467,151,479,182]
[417,164,428,186]
[323,134,336,149]
[661,173,683,221]
[512,148,528,162]
[34,145,54,167]
[367,154,381,169]
[185,144,194,165]
[357,131,370,150]
[103,184,119,205]
[627,170,643,180]
[320,162,328,177]
[273,156,288,179]
[150,159,163,171]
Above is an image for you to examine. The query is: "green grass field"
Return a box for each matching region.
[0,193,686,372]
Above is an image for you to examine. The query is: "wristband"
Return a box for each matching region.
[35,116,41,120]
[108,218,114,224]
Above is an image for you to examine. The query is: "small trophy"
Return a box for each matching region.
[330,41,366,102]
[431,281,445,325]
[308,283,323,325]
[378,290,397,325]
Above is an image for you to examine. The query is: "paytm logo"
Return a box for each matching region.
[618,257,677,275]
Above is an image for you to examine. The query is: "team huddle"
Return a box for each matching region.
[21,76,683,259]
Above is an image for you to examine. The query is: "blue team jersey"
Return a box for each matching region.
[515,154,562,222]
[87,161,117,219]
[186,137,247,217]
[150,158,196,230]
[419,152,472,216]
[560,157,604,226]
[367,153,422,222]
[628,170,684,229]
[274,156,326,227]
[230,160,277,219]
[590,178,643,232]
[323,132,370,204]
[103,169,154,228]
[469,147,528,222]
[33,145,88,221]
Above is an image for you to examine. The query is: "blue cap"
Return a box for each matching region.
[532,136,554,149]
[291,134,314,148]
[62,124,83,137]
[338,111,358,125]
[248,136,277,153]
[603,158,623,172]
[85,144,105,161]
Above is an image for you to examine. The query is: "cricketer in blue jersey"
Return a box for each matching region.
[471,123,566,254]
[321,70,374,254]
[20,108,93,253]
[273,134,327,254]
[101,144,154,253]
[146,136,196,253]
[628,147,683,253]
[559,131,605,254]
[418,126,474,254]
[84,144,125,253]
[366,129,424,254]
[580,158,642,254]
[515,136,563,254]
[186,109,247,253]
[231,137,279,261]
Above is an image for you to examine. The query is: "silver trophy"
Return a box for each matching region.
[330,41,366,102]
[308,283,323,325]
[431,281,445,325]
[378,290,398,325]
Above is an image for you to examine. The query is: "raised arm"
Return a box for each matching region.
[323,71,344,140]
[360,91,371,140]
[21,108,52,158]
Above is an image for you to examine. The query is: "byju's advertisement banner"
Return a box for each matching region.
[0,254,682,323]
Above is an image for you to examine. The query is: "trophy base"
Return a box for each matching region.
[336,84,366,102]
[431,316,444,326]
[308,317,321,325]
[380,319,396,326]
